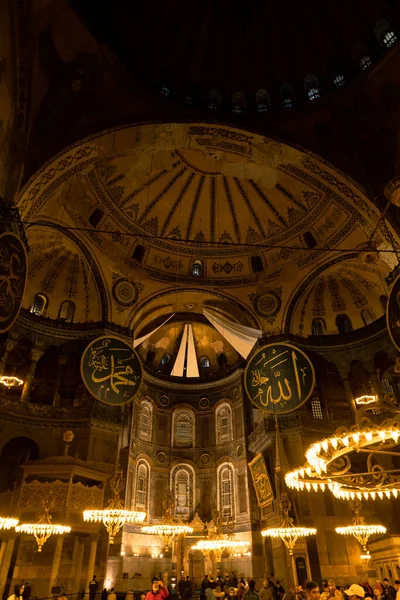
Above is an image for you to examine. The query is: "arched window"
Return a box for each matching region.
[216,403,233,445]
[218,464,235,517]
[160,86,171,97]
[380,295,388,310]
[199,356,210,368]
[217,353,227,368]
[374,20,397,48]
[310,397,323,419]
[192,260,204,277]
[58,300,75,323]
[250,255,264,273]
[172,409,195,448]
[145,348,156,364]
[336,314,353,334]
[360,55,372,70]
[171,465,195,520]
[232,92,246,113]
[132,244,146,263]
[333,74,346,88]
[303,231,317,249]
[208,89,222,111]
[134,459,150,512]
[30,294,48,316]
[137,401,153,443]
[89,208,104,228]
[280,83,295,108]
[361,308,375,326]
[161,353,171,366]
[312,319,326,336]
[255,89,271,113]
[304,75,321,101]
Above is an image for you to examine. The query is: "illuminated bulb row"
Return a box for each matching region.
[261,527,317,539]
[335,525,387,536]
[15,523,71,535]
[0,517,19,530]
[192,539,250,550]
[331,486,400,501]
[84,510,146,524]
[305,428,400,470]
[142,524,193,535]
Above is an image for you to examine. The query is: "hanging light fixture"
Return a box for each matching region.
[335,499,386,552]
[15,499,70,552]
[261,493,316,586]
[0,517,19,530]
[142,490,193,549]
[0,375,23,388]
[191,513,250,558]
[84,469,146,544]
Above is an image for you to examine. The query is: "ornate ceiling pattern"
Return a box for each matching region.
[17,123,400,343]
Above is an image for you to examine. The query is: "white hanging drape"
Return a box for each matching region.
[133,314,174,348]
[186,323,200,378]
[171,323,189,377]
[203,308,261,359]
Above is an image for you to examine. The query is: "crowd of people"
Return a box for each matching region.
[280,578,400,600]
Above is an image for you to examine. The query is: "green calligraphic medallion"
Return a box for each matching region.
[80,336,142,406]
[0,232,27,333]
[244,342,315,414]
[387,274,400,352]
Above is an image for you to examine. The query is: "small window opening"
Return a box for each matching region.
[311,397,323,419]
[132,245,146,263]
[333,74,346,88]
[303,231,317,249]
[200,356,210,368]
[30,294,47,316]
[192,260,204,277]
[251,256,264,273]
[89,208,104,228]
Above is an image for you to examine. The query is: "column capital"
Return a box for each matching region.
[30,348,44,362]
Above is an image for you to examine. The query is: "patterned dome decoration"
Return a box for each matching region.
[254,290,281,320]
[112,278,138,308]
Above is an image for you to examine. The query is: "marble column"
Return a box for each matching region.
[0,539,7,570]
[73,538,85,594]
[85,535,99,592]
[49,536,64,595]
[20,348,44,402]
[342,378,357,420]
[0,338,17,377]
[53,355,68,406]
[0,536,16,599]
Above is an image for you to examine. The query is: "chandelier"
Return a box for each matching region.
[0,375,23,387]
[83,469,145,544]
[191,514,250,559]
[142,490,193,549]
[285,419,400,500]
[0,517,19,530]
[15,499,70,552]
[335,499,386,552]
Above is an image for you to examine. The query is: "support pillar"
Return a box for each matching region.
[0,339,17,377]
[53,355,68,406]
[369,371,382,403]
[86,535,99,593]
[342,379,357,421]
[0,539,7,567]
[20,348,44,402]
[49,536,64,595]
[73,538,85,594]
[0,536,16,599]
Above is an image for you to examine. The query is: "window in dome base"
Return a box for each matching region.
[304,75,321,102]
[199,356,210,368]
[89,208,104,228]
[360,56,372,70]
[160,86,170,97]
[312,318,326,336]
[191,260,204,277]
[256,89,271,113]
[383,31,397,47]
[132,244,146,263]
[308,88,320,101]
[333,74,346,88]
[251,255,264,273]
[336,314,353,334]
[280,83,296,109]
[30,294,48,316]
[58,300,75,323]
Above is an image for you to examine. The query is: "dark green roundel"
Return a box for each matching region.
[81,336,142,406]
[244,342,315,414]
[0,232,27,334]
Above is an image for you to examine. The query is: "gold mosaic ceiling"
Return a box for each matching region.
[17,123,400,336]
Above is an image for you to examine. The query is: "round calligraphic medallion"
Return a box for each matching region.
[254,291,281,319]
[387,274,400,352]
[0,232,27,333]
[244,343,315,414]
[80,336,142,406]
[112,278,138,308]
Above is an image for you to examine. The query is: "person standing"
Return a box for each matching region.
[89,576,98,600]
[108,589,117,600]
[22,583,31,600]
[145,578,169,600]
[305,582,320,600]
[394,582,400,600]
[259,581,273,600]
[243,581,259,600]
[7,585,25,600]
[102,589,108,600]
[383,580,396,600]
